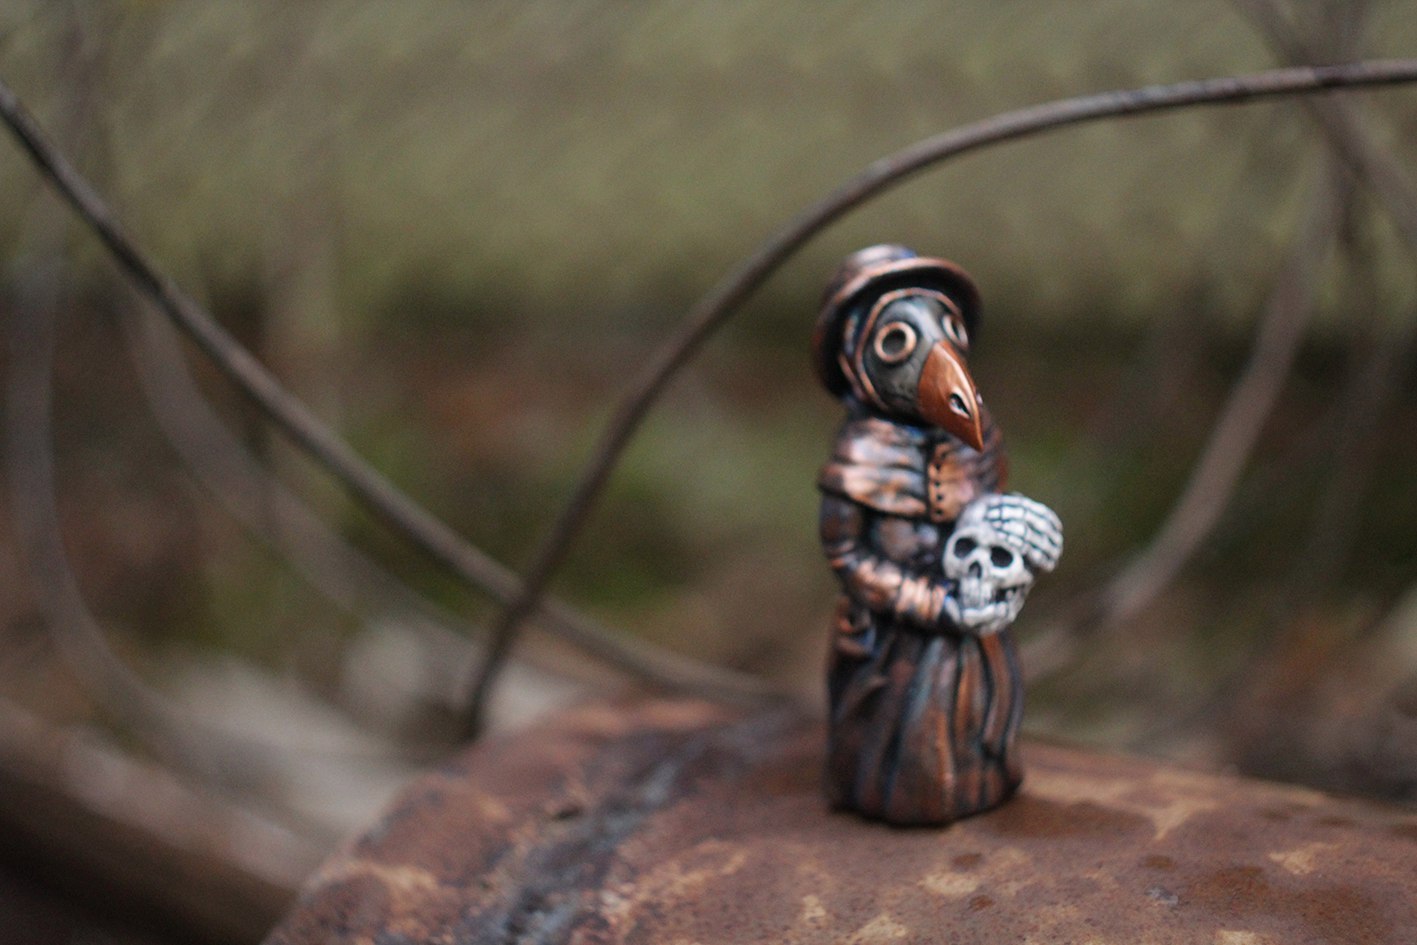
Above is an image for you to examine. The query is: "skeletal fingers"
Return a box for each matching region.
[971,493,1062,572]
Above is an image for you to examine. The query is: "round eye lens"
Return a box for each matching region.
[943,316,969,349]
[872,322,917,364]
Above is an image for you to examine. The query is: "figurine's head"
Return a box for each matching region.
[813,245,986,450]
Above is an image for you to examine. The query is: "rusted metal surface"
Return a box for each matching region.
[267,698,1417,944]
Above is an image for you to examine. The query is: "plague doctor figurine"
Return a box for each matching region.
[814,245,1062,826]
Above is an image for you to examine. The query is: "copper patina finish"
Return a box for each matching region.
[813,246,1036,826]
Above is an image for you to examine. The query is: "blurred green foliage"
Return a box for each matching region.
[4,0,1415,338]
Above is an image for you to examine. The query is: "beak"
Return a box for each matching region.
[917,341,985,451]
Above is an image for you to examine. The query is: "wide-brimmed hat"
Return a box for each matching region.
[812,245,981,397]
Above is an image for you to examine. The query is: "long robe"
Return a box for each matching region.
[818,407,1020,825]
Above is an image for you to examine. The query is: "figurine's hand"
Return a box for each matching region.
[973,493,1063,573]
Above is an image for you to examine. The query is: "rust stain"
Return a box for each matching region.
[1142,853,1176,871]
[1266,841,1334,876]
[266,700,1417,945]
[1389,823,1417,841]
[1183,865,1392,945]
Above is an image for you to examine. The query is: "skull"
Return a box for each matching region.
[942,494,1060,635]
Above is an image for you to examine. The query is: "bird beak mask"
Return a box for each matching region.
[846,289,987,452]
[917,340,985,452]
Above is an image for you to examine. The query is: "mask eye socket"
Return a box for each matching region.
[872,322,918,364]
[943,315,969,350]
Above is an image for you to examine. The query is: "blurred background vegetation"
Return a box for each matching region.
[1,1,1416,937]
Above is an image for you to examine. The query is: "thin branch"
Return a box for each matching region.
[1199,0,1417,653]
[6,258,258,781]
[1226,0,1417,657]
[4,60,1415,733]
[1097,0,1417,632]
[1250,0,1417,598]
[1235,0,1417,250]
[1094,166,1350,628]
[0,75,775,709]
[1105,0,1417,748]
[128,302,778,705]
[463,58,1417,734]
[123,304,472,646]
[2,14,242,775]
[0,75,499,609]
[1025,169,1348,683]
[6,251,460,780]
[120,301,525,735]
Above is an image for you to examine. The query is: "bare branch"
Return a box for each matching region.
[7,250,469,779]
[464,59,1417,734]
[1094,167,1349,628]
[122,305,473,643]
[1226,0,1417,641]
[4,59,1414,734]
[1,19,292,786]
[1087,1,1417,745]
[1235,0,1417,251]
[0,75,777,709]
[0,76,495,600]
[1252,0,1417,598]
[6,258,263,780]
[1094,1,1417,633]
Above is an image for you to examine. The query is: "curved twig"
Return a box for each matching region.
[6,260,260,780]
[1096,165,1347,627]
[463,59,1417,733]
[122,303,479,645]
[121,304,768,708]
[5,61,1416,734]
[1167,0,1417,745]
[1100,0,1417,632]
[0,75,776,709]
[1236,0,1417,249]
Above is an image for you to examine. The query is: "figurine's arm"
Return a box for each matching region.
[820,494,950,629]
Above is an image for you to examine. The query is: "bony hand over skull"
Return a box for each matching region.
[942,493,1063,635]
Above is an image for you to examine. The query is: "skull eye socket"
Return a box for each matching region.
[872,322,918,364]
[990,547,1014,568]
[953,537,977,557]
